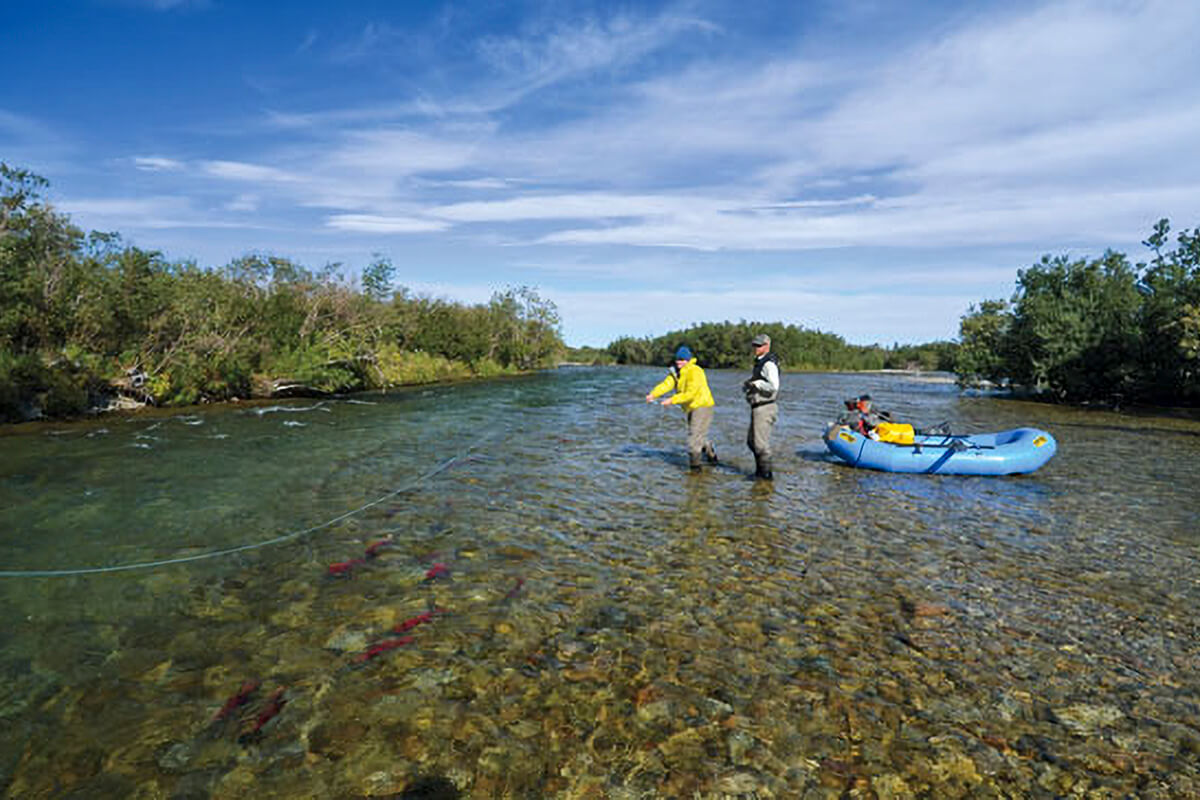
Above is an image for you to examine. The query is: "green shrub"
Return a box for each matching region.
[3,165,566,420]
[375,345,472,385]
[39,363,90,418]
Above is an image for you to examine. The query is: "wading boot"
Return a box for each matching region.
[703,442,718,464]
[754,455,773,480]
[690,453,703,473]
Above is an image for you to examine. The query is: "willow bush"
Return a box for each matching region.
[0,164,564,422]
[956,218,1200,406]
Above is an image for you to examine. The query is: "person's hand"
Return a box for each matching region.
[660,398,672,406]
[645,394,654,403]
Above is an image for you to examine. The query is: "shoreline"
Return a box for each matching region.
[0,370,541,435]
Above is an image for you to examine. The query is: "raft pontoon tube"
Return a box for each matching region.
[823,425,1057,475]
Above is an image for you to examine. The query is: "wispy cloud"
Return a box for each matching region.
[19,0,1200,343]
[120,0,211,10]
[802,0,1200,174]
[322,128,480,174]
[69,0,1200,255]
[0,108,49,138]
[202,160,304,183]
[413,0,1200,250]
[328,21,409,64]
[325,214,449,234]
[430,193,687,223]
[476,12,719,97]
[59,196,247,230]
[297,30,318,54]
[538,184,1200,251]
[133,156,184,172]
[0,108,69,163]
[225,194,260,212]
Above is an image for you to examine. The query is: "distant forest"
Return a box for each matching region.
[0,164,564,423]
[574,220,1200,409]
[570,324,957,373]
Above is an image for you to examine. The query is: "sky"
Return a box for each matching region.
[4,0,1200,347]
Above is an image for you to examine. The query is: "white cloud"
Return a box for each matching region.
[429,193,687,223]
[133,156,184,172]
[419,177,519,190]
[0,109,69,164]
[535,183,1200,252]
[0,109,50,138]
[202,160,303,183]
[128,3,1200,257]
[477,13,719,98]
[325,214,450,234]
[806,1,1200,170]
[329,21,407,64]
[297,30,318,54]
[58,196,248,230]
[120,0,210,10]
[323,128,479,174]
[905,106,1200,192]
[225,193,260,212]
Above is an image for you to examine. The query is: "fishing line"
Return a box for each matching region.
[0,434,492,579]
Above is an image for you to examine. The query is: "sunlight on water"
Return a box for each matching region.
[1,368,1198,797]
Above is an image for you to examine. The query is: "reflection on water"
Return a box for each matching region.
[1,367,1198,797]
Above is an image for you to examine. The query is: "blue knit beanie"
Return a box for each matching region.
[675,346,692,361]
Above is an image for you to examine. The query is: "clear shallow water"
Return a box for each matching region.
[1,367,1198,798]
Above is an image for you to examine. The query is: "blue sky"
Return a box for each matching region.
[4,0,1200,347]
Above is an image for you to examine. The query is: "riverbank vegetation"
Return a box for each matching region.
[956,218,1200,406]
[0,164,564,423]
[600,322,957,373]
[596,220,1200,411]
[11,158,1196,422]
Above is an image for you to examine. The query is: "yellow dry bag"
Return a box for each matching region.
[875,422,915,445]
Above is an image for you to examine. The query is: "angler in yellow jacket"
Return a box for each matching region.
[645,346,718,471]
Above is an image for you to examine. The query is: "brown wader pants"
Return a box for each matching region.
[747,401,778,478]
[686,406,715,470]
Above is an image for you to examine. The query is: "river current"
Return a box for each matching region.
[1,367,1198,798]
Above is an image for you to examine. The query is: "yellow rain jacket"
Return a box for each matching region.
[648,359,715,412]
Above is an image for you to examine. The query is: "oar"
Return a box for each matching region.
[911,437,996,453]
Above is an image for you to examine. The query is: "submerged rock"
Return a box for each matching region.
[1052,703,1125,737]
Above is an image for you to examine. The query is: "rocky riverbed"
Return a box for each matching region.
[2,367,1197,797]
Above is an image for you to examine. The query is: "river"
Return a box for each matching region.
[1,367,1198,798]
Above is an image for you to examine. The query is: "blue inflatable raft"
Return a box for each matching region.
[823,425,1057,475]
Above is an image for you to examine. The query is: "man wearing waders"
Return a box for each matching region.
[645,345,717,472]
[743,333,780,480]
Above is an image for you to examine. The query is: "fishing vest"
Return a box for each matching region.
[748,352,780,406]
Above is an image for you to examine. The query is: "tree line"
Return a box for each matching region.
[592,322,957,373]
[591,219,1200,411]
[0,164,564,423]
[10,159,1193,422]
[956,218,1200,406]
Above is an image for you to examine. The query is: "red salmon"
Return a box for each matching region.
[354,635,415,663]
[392,607,447,634]
[212,679,260,722]
[238,687,287,742]
[364,538,393,559]
[423,562,450,581]
[503,577,525,601]
[327,558,366,577]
